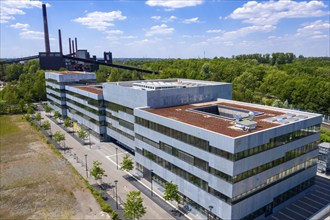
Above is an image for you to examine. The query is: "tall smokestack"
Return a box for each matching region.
[42,4,51,54]
[58,29,63,54]
[69,38,72,54]
[72,40,75,54]
[75,37,78,53]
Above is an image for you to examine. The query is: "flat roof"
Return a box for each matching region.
[144,100,314,138]
[113,78,229,90]
[73,85,103,95]
[51,71,94,75]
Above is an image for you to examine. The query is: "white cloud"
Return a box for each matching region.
[163,15,177,23]
[182,17,200,24]
[105,29,124,40]
[228,0,328,25]
[208,25,276,42]
[151,15,161,20]
[121,35,138,39]
[10,22,29,30]
[73,11,127,31]
[106,29,124,35]
[19,30,44,40]
[145,24,174,36]
[296,20,329,38]
[146,0,203,9]
[206,29,223,33]
[0,0,48,23]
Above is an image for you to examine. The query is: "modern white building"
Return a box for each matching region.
[134,99,321,219]
[45,71,322,219]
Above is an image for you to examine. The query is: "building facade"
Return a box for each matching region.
[134,99,321,219]
[45,71,322,220]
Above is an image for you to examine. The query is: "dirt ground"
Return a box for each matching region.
[0,115,108,219]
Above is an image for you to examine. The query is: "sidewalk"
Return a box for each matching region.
[41,111,202,220]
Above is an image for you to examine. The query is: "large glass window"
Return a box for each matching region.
[105,101,133,115]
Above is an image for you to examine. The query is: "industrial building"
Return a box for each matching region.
[45,71,322,220]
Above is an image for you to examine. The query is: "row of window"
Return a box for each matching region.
[66,90,104,108]
[136,117,209,150]
[136,117,320,163]
[66,98,105,116]
[136,132,317,184]
[231,142,318,183]
[232,125,320,161]
[107,113,134,131]
[46,85,65,93]
[45,78,95,85]
[107,123,135,140]
[232,157,318,202]
[47,92,65,102]
[105,101,134,115]
[68,107,105,126]
[137,148,208,191]
[135,162,222,220]
[48,100,64,109]
[138,147,317,206]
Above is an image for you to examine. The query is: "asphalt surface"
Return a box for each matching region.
[40,110,190,220]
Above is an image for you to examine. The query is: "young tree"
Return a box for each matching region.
[53,111,61,123]
[123,191,146,220]
[41,120,51,135]
[163,181,181,206]
[63,117,73,132]
[34,112,42,126]
[77,127,88,141]
[120,154,134,172]
[44,104,52,117]
[53,131,65,148]
[90,161,107,183]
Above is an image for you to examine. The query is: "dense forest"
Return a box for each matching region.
[0,60,46,114]
[98,53,330,116]
[0,53,329,117]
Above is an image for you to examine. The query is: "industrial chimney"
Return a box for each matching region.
[69,38,72,54]
[42,4,51,54]
[58,29,63,54]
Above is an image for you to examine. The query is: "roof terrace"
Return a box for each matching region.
[144,100,314,138]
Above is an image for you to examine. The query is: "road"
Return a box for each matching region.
[40,110,187,220]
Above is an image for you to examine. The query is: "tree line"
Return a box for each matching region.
[1,54,329,116]
[98,54,330,115]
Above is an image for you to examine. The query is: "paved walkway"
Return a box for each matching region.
[40,111,201,220]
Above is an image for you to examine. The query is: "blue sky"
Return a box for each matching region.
[1,0,329,58]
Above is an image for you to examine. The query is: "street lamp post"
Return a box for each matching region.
[116,147,118,170]
[84,154,88,178]
[208,205,214,220]
[114,180,118,209]
[88,129,91,149]
[150,169,153,196]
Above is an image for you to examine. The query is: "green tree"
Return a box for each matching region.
[120,154,134,172]
[34,112,42,126]
[90,161,107,183]
[77,127,88,140]
[163,181,181,205]
[123,191,146,220]
[53,131,65,148]
[41,120,51,135]
[44,103,52,116]
[63,117,73,131]
[53,111,61,123]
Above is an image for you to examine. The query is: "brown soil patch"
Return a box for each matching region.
[0,115,106,219]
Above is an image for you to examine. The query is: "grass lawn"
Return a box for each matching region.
[0,115,21,137]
